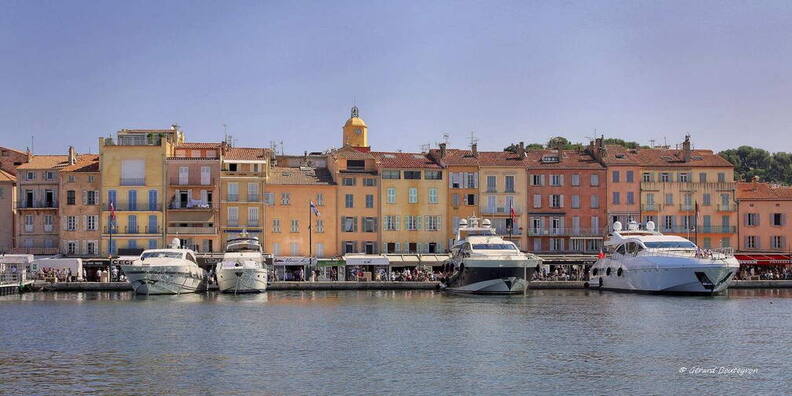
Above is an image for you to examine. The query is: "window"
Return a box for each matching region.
[452,193,460,207]
[247,183,259,202]
[363,217,377,232]
[228,207,239,226]
[533,194,542,208]
[665,193,674,205]
[290,242,299,256]
[663,216,674,231]
[772,213,783,226]
[281,192,290,205]
[571,174,580,186]
[699,173,707,183]
[660,172,670,182]
[45,171,55,180]
[67,241,77,255]
[408,188,418,203]
[347,160,365,170]
[466,194,476,205]
[291,219,299,233]
[128,190,137,210]
[201,166,211,185]
[626,171,634,183]
[120,160,145,185]
[387,188,396,204]
[272,242,280,256]
[248,207,259,226]
[424,170,442,180]
[550,175,562,186]
[772,236,784,249]
[67,175,76,183]
[86,216,97,231]
[626,192,634,205]
[612,171,620,183]
[590,174,599,186]
[428,188,438,204]
[746,236,757,249]
[228,163,238,172]
[679,173,689,183]
[505,176,515,192]
[66,216,77,231]
[531,174,544,186]
[612,192,620,205]
[384,216,399,231]
[590,195,599,209]
[228,183,239,202]
[571,195,581,209]
[487,176,497,192]
[272,218,281,233]
[382,170,400,179]
[345,194,354,208]
[26,171,35,181]
[642,172,652,182]
[404,171,421,179]
[67,190,76,205]
[746,213,759,226]
[342,217,357,232]
[87,241,97,255]
[363,178,377,186]
[718,173,726,183]
[179,166,189,185]
[702,193,711,206]
[342,177,356,186]
[87,191,97,205]
[406,216,420,231]
[316,219,324,233]
[264,192,275,205]
[365,194,374,208]
[343,241,355,254]
[316,193,324,206]
[425,216,440,231]
[551,195,562,208]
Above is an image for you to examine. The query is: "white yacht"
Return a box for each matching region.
[216,234,268,293]
[442,217,542,294]
[588,221,739,295]
[121,239,207,295]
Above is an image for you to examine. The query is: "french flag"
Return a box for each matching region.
[310,201,320,217]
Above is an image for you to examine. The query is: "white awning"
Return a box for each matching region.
[343,254,389,266]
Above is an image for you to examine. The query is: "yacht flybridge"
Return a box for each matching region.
[588,221,739,295]
[121,238,207,295]
[216,232,268,293]
[442,217,542,294]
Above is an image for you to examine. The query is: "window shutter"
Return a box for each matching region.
[539,175,545,186]
[559,175,564,186]
[416,216,423,230]
[560,195,564,208]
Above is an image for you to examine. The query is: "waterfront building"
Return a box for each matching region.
[736,181,792,252]
[636,136,737,249]
[219,146,271,247]
[525,148,607,254]
[264,162,337,257]
[59,150,101,257]
[375,151,446,254]
[429,144,480,246]
[0,169,16,252]
[587,139,642,227]
[477,147,528,249]
[165,143,222,252]
[99,127,182,255]
[13,154,69,254]
[0,146,29,175]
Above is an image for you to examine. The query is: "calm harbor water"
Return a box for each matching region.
[2,289,791,395]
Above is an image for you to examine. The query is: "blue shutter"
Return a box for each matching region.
[128,190,137,211]
[149,190,157,211]
[148,215,158,234]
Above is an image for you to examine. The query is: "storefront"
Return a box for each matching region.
[734,254,792,280]
[343,254,389,281]
[317,258,345,281]
[272,256,315,281]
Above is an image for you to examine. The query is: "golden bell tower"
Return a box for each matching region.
[342,106,368,148]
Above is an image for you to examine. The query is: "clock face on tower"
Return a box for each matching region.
[355,128,362,135]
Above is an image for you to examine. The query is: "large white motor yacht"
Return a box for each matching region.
[443,217,542,294]
[216,234,268,293]
[121,239,207,295]
[588,221,739,295]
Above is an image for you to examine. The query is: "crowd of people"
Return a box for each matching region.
[34,267,78,282]
[389,267,441,282]
[530,265,589,281]
[735,265,792,280]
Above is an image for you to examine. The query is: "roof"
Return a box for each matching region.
[176,142,222,149]
[633,148,732,168]
[331,146,376,160]
[344,117,367,127]
[16,155,69,170]
[428,148,481,166]
[268,166,334,185]
[476,151,527,167]
[0,146,27,156]
[372,152,441,169]
[598,145,641,166]
[60,154,99,172]
[736,182,792,200]
[524,150,605,170]
[0,169,15,183]
[224,147,271,161]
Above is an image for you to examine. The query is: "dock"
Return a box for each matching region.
[0,273,34,295]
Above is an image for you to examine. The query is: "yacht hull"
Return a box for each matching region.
[217,267,268,293]
[589,258,738,295]
[121,265,207,295]
[444,265,533,295]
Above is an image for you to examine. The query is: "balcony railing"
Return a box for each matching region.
[103,202,162,211]
[248,194,260,202]
[481,206,523,215]
[167,226,218,235]
[9,247,59,255]
[17,201,58,209]
[679,204,695,212]
[103,225,161,234]
[717,203,737,212]
[170,176,214,186]
[641,203,661,211]
[227,194,239,202]
[660,226,736,234]
[120,178,145,186]
[640,182,736,192]
[169,201,214,209]
[527,228,606,237]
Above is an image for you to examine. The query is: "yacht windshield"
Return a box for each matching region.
[472,244,517,250]
[141,251,183,259]
[643,241,696,249]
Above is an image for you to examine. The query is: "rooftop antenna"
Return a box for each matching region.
[31,136,34,155]
[280,140,284,156]
[469,131,478,148]
[442,132,450,145]
[420,143,430,153]
[650,139,656,148]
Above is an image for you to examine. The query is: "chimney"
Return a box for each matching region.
[68,146,76,165]
[682,135,692,162]
[516,142,526,158]
[220,141,229,155]
[439,143,447,159]
[471,143,478,158]
[26,147,32,162]
[557,147,563,162]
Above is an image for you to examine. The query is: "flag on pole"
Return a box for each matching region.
[310,201,320,216]
[109,201,116,221]
[597,249,606,260]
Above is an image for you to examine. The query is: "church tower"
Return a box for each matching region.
[342,106,368,149]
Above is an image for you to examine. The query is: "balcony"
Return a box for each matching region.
[527,228,606,237]
[717,203,737,212]
[167,226,218,235]
[679,204,695,212]
[9,247,59,255]
[104,202,162,211]
[103,225,162,235]
[640,181,736,192]
[247,194,260,203]
[169,201,214,210]
[170,176,214,186]
[227,194,239,202]
[641,203,661,212]
[120,178,145,186]
[17,201,58,209]
[481,206,523,216]
[660,226,736,234]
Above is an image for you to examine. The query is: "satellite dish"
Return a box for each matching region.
[646,221,656,231]
[613,221,623,232]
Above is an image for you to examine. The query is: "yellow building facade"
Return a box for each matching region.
[218,147,271,247]
[59,151,101,257]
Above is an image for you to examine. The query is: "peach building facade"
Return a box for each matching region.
[219,147,271,247]
[14,155,68,254]
[737,182,792,252]
[0,169,16,252]
[328,147,381,254]
[59,152,101,257]
[429,145,480,245]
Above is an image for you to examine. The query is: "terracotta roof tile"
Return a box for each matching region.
[524,150,605,169]
[177,142,222,149]
[475,151,527,167]
[0,169,15,182]
[60,154,100,172]
[736,182,792,200]
[16,155,69,170]
[634,148,732,168]
[331,147,377,160]
[268,166,334,185]
[372,152,441,169]
[598,145,642,165]
[428,148,481,166]
[224,147,271,160]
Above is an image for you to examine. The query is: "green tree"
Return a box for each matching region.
[719,146,772,182]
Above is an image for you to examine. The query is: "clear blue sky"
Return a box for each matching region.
[2,0,792,155]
